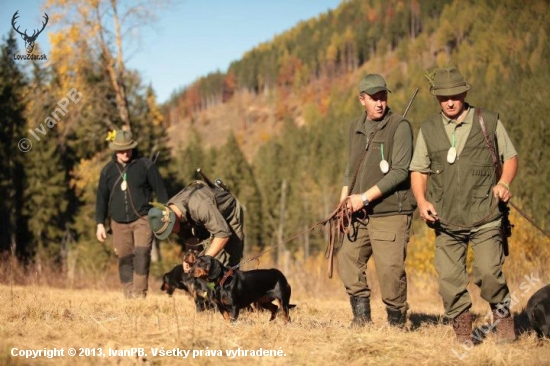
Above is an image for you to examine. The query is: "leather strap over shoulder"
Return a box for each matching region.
[477,108,502,178]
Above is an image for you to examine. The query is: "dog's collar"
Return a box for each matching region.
[219,267,234,287]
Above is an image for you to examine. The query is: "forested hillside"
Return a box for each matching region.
[0,0,548,279]
[163,0,550,256]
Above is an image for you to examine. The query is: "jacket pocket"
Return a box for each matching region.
[470,185,495,222]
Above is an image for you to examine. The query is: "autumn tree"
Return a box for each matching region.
[45,0,168,130]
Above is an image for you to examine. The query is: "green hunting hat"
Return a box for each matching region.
[359,74,391,95]
[429,66,471,96]
[108,129,138,151]
[148,205,176,240]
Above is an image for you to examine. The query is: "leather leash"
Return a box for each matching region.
[230,197,356,278]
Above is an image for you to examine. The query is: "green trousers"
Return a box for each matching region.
[337,214,411,313]
[111,216,153,297]
[434,223,510,319]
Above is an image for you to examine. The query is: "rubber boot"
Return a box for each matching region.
[387,308,406,328]
[350,296,372,327]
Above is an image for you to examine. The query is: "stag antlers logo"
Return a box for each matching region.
[11,10,49,55]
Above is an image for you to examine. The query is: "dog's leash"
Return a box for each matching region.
[508,201,550,239]
[231,198,354,274]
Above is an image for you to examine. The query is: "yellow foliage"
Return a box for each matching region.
[69,154,106,199]
[503,204,550,279]
[147,92,164,127]
[406,222,436,277]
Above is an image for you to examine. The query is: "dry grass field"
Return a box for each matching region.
[1,253,549,366]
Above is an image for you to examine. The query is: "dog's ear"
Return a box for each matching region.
[206,256,223,280]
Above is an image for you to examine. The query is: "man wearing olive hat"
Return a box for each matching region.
[410,66,518,343]
[148,180,244,270]
[337,74,416,329]
[96,128,168,299]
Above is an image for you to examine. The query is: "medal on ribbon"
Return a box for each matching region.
[121,172,127,191]
[379,143,389,173]
[447,131,457,164]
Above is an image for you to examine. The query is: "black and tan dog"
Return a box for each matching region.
[527,284,550,338]
[160,263,216,312]
[190,255,292,323]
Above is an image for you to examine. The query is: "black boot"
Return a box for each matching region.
[387,308,406,328]
[350,296,372,327]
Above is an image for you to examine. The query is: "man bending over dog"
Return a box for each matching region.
[148,180,245,271]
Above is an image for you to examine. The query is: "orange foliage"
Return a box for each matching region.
[277,55,303,87]
[367,8,378,23]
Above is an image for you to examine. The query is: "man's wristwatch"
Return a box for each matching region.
[361,193,370,207]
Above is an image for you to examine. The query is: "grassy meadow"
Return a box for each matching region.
[1,242,550,366]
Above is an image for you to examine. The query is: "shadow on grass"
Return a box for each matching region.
[409,312,444,330]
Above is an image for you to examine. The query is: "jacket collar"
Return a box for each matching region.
[354,108,392,135]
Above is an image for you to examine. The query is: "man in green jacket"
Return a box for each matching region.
[410,66,518,344]
[148,180,244,270]
[338,74,416,328]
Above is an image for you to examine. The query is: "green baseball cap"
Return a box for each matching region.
[359,74,391,95]
[429,66,471,96]
[148,205,176,240]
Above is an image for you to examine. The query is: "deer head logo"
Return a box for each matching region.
[11,11,49,54]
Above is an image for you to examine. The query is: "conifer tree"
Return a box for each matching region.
[23,56,70,268]
[173,128,207,187]
[214,134,263,251]
[130,84,176,195]
[253,140,286,258]
[0,31,29,259]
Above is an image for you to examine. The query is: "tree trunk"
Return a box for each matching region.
[276,179,287,266]
[95,0,132,129]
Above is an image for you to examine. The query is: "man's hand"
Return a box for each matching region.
[96,224,107,242]
[348,194,366,213]
[493,183,512,203]
[418,201,439,223]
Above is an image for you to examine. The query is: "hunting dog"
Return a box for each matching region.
[160,263,216,312]
[526,284,550,338]
[190,255,292,323]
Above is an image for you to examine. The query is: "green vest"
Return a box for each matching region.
[347,110,416,216]
[421,108,501,228]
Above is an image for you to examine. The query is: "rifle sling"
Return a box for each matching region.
[477,108,502,178]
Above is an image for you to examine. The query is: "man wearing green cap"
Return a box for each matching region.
[337,74,416,328]
[410,66,518,344]
[96,129,168,299]
[148,180,244,269]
